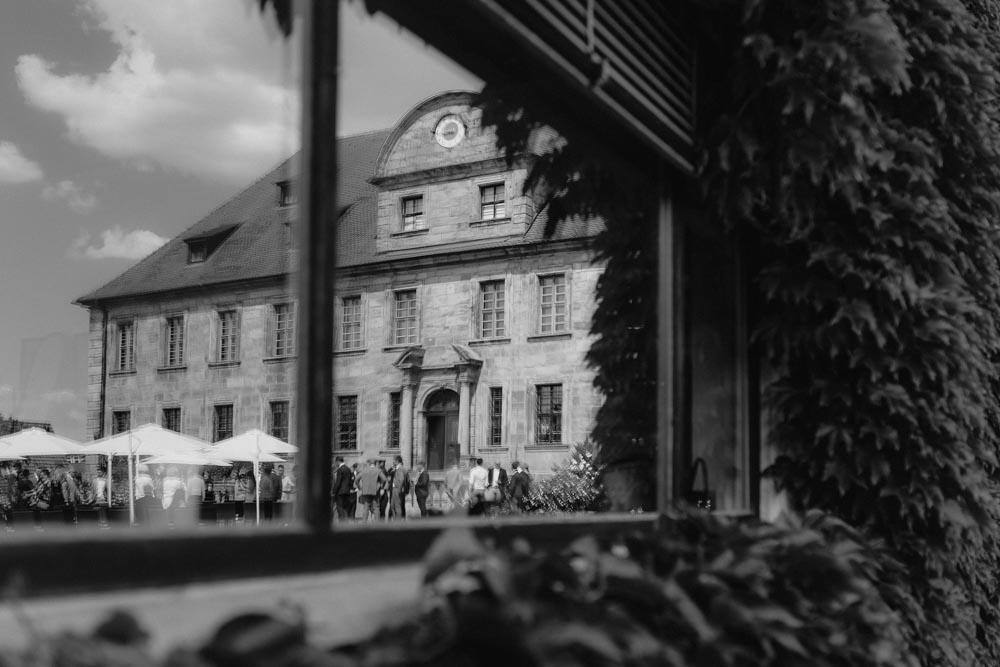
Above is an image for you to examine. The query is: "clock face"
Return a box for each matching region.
[434,115,465,148]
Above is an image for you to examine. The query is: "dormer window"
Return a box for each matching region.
[182,224,238,264]
[401,195,425,231]
[277,180,296,207]
[188,241,208,263]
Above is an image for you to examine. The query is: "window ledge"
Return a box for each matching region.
[382,344,418,353]
[468,337,511,347]
[334,348,367,357]
[208,360,241,369]
[526,443,571,451]
[263,355,297,364]
[333,450,363,457]
[156,365,187,374]
[469,216,512,227]
[390,228,429,238]
[378,449,401,456]
[108,369,136,377]
[526,332,572,343]
[478,447,509,453]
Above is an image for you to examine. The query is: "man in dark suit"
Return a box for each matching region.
[389,455,409,520]
[488,461,509,506]
[331,456,354,520]
[508,461,529,514]
[414,461,430,517]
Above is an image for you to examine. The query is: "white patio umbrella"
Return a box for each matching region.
[211,429,298,525]
[0,427,85,457]
[87,424,209,525]
[143,451,234,467]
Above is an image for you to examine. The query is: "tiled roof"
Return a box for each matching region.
[76,127,601,305]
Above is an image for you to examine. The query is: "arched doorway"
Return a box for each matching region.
[424,388,459,471]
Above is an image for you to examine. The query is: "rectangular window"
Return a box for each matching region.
[273,302,296,357]
[401,195,424,231]
[162,407,181,433]
[165,315,185,367]
[111,410,130,435]
[116,321,135,371]
[277,180,296,207]
[217,310,239,362]
[480,183,505,220]
[535,384,563,445]
[388,391,401,449]
[392,289,418,345]
[269,401,290,442]
[213,404,234,443]
[336,395,358,450]
[479,280,506,338]
[341,296,363,350]
[489,387,503,448]
[539,274,567,334]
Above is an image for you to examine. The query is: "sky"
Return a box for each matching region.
[0,0,480,438]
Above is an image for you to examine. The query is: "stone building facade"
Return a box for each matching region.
[76,91,604,475]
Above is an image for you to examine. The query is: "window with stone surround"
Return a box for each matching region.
[480,183,505,220]
[277,180,296,207]
[162,407,181,433]
[270,401,290,441]
[115,320,135,372]
[489,387,503,447]
[539,274,567,334]
[401,195,425,231]
[392,289,418,345]
[164,315,185,367]
[336,395,358,450]
[479,280,506,338]
[272,302,296,357]
[535,384,563,445]
[341,295,363,350]
[111,410,130,435]
[213,404,234,442]
[217,310,239,362]
[388,391,401,449]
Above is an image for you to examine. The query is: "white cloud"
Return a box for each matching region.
[42,180,98,213]
[69,225,168,260]
[16,0,300,185]
[0,141,44,184]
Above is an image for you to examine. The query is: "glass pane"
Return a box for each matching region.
[333,0,662,522]
[0,1,301,532]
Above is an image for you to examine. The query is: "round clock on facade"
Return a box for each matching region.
[434,115,465,148]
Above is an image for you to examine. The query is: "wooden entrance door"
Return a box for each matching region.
[425,389,460,471]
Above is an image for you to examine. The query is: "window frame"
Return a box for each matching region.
[488,386,503,448]
[1,1,727,600]
[478,279,507,339]
[339,294,364,351]
[390,288,418,346]
[269,400,291,442]
[215,309,240,363]
[113,318,136,373]
[162,406,182,433]
[388,390,401,449]
[479,182,506,221]
[163,314,186,368]
[111,409,131,435]
[271,301,297,358]
[277,179,297,207]
[538,272,568,335]
[335,394,359,451]
[213,403,234,443]
[400,194,425,232]
[533,383,563,445]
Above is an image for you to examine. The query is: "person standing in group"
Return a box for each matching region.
[257,463,282,521]
[93,468,109,527]
[233,467,254,522]
[389,455,409,520]
[414,461,430,517]
[468,458,488,516]
[355,459,386,523]
[57,465,81,524]
[487,460,508,514]
[331,456,355,521]
[348,463,359,520]
[134,464,154,501]
[508,461,529,515]
[444,459,462,510]
[161,466,186,526]
[30,468,53,528]
[186,466,205,513]
[0,463,14,531]
[377,461,390,519]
